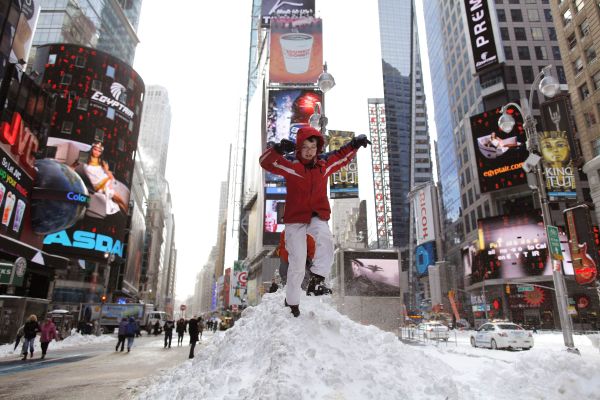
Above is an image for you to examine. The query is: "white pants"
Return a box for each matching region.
[285,217,334,305]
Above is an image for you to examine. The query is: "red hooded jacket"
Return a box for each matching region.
[259,127,357,224]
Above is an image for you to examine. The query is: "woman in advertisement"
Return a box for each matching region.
[82,142,128,215]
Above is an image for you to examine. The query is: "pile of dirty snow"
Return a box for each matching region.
[0,330,114,358]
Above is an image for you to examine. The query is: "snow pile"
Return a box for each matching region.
[0,331,114,358]
[139,292,600,400]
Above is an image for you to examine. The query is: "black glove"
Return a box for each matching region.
[274,138,295,154]
[351,134,371,149]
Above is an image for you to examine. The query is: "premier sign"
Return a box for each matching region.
[462,0,501,73]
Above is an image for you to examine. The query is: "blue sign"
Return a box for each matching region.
[415,242,436,277]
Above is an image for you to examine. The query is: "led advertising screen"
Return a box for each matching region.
[564,205,598,286]
[269,18,322,84]
[328,130,358,199]
[266,89,322,183]
[261,0,315,26]
[344,251,400,297]
[263,194,285,246]
[470,107,528,193]
[415,242,436,277]
[539,96,578,201]
[466,214,574,285]
[33,44,145,261]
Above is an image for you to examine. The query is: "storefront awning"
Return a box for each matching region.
[0,234,69,269]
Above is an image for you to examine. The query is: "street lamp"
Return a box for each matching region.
[498,65,578,354]
[310,63,335,134]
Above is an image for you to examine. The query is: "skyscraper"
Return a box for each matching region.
[377,0,433,248]
[138,85,172,179]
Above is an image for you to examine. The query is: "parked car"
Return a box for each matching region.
[470,322,533,350]
[417,321,450,341]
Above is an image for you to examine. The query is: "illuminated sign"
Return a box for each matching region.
[261,0,315,26]
[415,242,436,277]
[90,90,134,119]
[343,250,400,297]
[0,112,39,176]
[328,130,359,199]
[66,192,90,204]
[461,0,502,73]
[43,229,123,257]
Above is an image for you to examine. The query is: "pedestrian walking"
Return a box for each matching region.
[176,318,186,346]
[188,316,199,359]
[115,317,128,352]
[21,314,40,360]
[125,317,137,352]
[212,318,218,333]
[13,324,24,351]
[164,318,175,348]
[198,317,204,339]
[39,316,58,359]
[259,127,370,317]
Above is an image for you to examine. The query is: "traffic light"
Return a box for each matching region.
[101,295,107,303]
[505,284,511,295]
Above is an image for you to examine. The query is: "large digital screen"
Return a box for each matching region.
[33,44,145,261]
[328,130,358,198]
[269,17,322,84]
[415,242,436,277]
[466,214,574,285]
[263,194,285,246]
[261,0,315,26]
[470,108,528,193]
[344,251,400,297]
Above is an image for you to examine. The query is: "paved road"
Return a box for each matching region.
[0,332,209,400]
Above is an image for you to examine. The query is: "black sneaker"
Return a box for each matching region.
[284,299,300,317]
[306,272,333,296]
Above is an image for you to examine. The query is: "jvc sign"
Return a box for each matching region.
[462,0,501,73]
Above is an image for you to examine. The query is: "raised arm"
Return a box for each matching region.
[322,135,370,177]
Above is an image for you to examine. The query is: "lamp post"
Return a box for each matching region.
[498,65,578,354]
[310,63,336,134]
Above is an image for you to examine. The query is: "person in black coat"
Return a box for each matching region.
[21,315,40,360]
[163,318,175,348]
[268,279,279,293]
[187,316,199,359]
[176,318,186,346]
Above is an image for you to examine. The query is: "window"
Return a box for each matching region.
[573,57,584,74]
[60,74,72,85]
[75,56,85,67]
[552,46,562,60]
[593,70,600,90]
[504,46,513,60]
[544,9,553,22]
[507,90,521,103]
[106,107,115,120]
[548,27,557,40]
[568,33,577,50]
[514,27,527,40]
[61,121,73,134]
[91,80,102,92]
[535,46,548,59]
[497,9,506,22]
[77,98,89,111]
[94,129,104,142]
[48,54,56,65]
[593,138,600,157]
[522,66,534,83]
[501,27,510,41]
[106,65,115,78]
[574,0,585,12]
[531,27,544,40]
[528,9,540,21]
[584,112,597,127]
[580,83,590,100]
[505,66,518,83]
[580,19,590,37]
[556,66,567,83]
[586,46,597,63]
[511,9,523,21]
[517,46,531,59]
[563,8,572,25]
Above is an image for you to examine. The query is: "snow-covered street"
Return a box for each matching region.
[138,292,600,400]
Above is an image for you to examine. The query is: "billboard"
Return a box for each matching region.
[261,0,315,26]
[415,242,436,277]
[266,89,322,183]
[8,0,41,66]
[344,251,400,297]
[368,99,393,247]
[539,96,578,201]
[34,44,145,261]
[470,108,528,193]
[327,130,358,199]
[564,205,598,286]
[263,193,285,246]
[413,184,436,245]
[230,261,248,306]
[461,0,502,73]
[269,18,323,84]
[466,214,574,285]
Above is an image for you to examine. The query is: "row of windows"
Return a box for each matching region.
[561,0,587,26]
[496,7,553,23]
[566,18,592,52]
[504,44,562,60]
[500,26,554,41]
[496,0,550,4]
[578,70,600,101]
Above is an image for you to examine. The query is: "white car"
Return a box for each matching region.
[417,321,450,341]
[470,322,534,350]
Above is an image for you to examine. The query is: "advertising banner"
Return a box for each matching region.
[413,184,436,245]
[470,108,528,193]
[328,130,358,198]
[261,0,315,26]
[33,44,145,261]
[539,96,578,201]
[230,261,248,307]
[269,18,322,84]
[415,242,436,277]
[467,214,574,285]
[263,193,285,246]
[266,89,322,183]
[368,100,393,247]
[461,0,502,74]
[344,251,400,297]
[99,304,144,326]
[9,0,42,66]
[564,205,598,286]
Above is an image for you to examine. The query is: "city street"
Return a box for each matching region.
[0,332,210,400]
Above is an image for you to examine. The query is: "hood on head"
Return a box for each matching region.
[295,127,324,160]
[128,317,135,322]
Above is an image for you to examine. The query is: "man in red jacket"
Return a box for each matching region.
[260,127,370,317]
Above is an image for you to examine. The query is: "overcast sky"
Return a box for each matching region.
[133,1,435,300]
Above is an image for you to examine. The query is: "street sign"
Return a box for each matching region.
[517,285,534,292]
[0,263,12,284]
[180,304,187,311]
[546,225,564,261]
[0,259,26,286]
